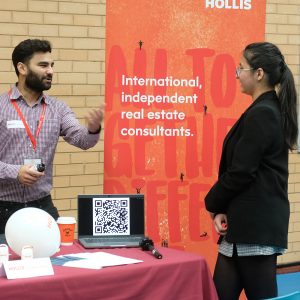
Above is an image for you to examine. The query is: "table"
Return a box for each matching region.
[0,241,218,300]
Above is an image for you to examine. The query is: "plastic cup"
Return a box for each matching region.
[57,217,76,246]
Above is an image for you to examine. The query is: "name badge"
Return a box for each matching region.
[7,120,25,129]
[24,159,42,166]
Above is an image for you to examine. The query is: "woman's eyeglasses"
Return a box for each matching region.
[236,66,254,77]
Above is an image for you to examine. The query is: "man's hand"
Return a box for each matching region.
[213,213,228,236]
[17,165,44,186]
[85,103,105,134]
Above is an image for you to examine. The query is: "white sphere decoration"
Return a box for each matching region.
[5,207,60,258]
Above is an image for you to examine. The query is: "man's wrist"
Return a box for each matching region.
[88,125,101,134]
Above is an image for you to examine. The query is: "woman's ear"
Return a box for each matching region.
[256,67,265,81]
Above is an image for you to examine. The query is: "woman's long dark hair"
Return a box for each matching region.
[243,42,298,150]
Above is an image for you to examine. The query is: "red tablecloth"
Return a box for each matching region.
[0,241,218,300]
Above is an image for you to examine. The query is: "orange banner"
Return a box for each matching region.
[105,0,266,270]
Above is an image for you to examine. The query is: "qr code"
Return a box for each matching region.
[93,198,130,235]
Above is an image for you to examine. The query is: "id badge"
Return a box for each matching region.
[7,120,25,129]
[24,158,42,167]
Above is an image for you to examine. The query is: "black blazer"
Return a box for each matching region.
[205,91,289,248]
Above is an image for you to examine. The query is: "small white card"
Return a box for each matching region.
[0,244,9,277]
[0,244,9,262]
[24,158,42,166]
[7,120,25,129]
[3,257,54,279]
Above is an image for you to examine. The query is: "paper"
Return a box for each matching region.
[51,252,143,269]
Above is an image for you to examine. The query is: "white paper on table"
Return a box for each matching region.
[63,259,102,270]
[56,252,143,269]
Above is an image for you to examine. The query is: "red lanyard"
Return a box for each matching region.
[9,89,46,151]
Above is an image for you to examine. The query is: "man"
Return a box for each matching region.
[0,39,104,233]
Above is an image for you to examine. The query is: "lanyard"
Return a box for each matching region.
[8,89,46,151]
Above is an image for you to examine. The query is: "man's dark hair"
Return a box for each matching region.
[12,39,52,76]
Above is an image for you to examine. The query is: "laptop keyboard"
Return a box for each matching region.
[82,235,144,246]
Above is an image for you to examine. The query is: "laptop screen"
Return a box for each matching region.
[78,194,145,237]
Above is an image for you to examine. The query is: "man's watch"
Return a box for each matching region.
[88,126,101,134]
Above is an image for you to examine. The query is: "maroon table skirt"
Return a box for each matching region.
[0,241,218,300]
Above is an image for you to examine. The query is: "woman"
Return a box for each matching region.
[205,42,298,300]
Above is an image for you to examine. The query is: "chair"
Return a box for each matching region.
[266,291,300,300]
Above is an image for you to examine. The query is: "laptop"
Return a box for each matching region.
[77,194,145,248]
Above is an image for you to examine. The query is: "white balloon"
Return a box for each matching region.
[5,207,60,258]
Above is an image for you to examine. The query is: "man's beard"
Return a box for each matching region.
[25,70,52,93]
